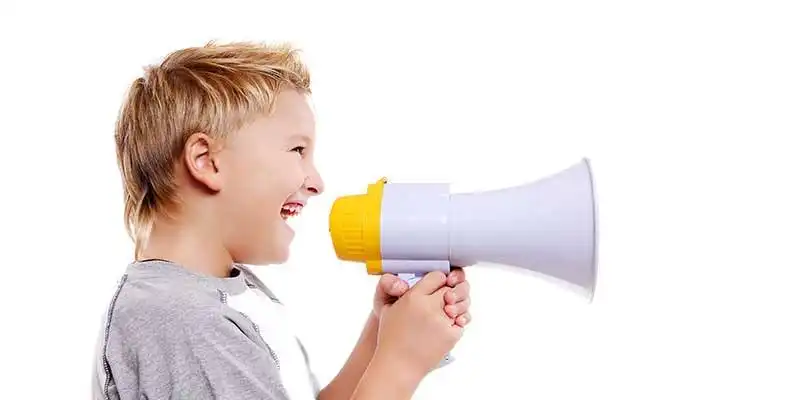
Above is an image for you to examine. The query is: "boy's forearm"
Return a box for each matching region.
[349,350,422,400]
[318,313,380,400]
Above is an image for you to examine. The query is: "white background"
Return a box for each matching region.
[1,1,799,399]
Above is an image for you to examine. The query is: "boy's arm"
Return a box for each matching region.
[317,312,425,400]
[349,349,424,400]
[317,313,381,400]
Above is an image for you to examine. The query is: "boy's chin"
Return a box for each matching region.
[268,248,291,265]
[239,227,294,265]
[254,245,292,266]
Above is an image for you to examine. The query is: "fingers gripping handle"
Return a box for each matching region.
[397,273,456,369]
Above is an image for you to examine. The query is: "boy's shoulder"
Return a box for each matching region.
[111,260,229,313]
[102,259,277,349]
[106,261,244,331]
[93,260,291,400]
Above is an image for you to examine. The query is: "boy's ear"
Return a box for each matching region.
[183,132,223,192]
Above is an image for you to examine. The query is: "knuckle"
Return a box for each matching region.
[431,271,446,281]
[378,274,394,286]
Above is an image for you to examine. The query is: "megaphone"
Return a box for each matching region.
[329,157,598,295]
[328,158,598,365]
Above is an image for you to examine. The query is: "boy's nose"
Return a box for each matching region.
[305,185,320,195]
[303,173,324,196]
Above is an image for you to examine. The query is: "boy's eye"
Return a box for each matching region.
[291,146,305,155]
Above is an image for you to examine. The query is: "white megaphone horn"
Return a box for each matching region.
[329,157,599,300]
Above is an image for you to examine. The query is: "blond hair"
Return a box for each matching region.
[114,41,311,258]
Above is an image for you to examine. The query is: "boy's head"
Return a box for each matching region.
[115,41,324,265]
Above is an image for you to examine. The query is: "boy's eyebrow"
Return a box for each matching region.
[288,133,312,142]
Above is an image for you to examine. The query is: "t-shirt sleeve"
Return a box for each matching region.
[102,295,290,400]
[296,337,323,394]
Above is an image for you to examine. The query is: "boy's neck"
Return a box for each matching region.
[140,214,234,278]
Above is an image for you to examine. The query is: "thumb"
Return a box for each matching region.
[378,274,409,298]
[410,271,448,295]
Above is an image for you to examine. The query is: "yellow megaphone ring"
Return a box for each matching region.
[328,177,388,275]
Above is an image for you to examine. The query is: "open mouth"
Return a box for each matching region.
[280,202,304,220]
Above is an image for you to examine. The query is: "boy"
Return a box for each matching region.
[92,41,472,400]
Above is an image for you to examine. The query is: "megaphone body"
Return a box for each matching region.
[329,158,599,300]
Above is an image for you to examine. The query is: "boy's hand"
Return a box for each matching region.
[372,267,472,327]
[372,271,464,383]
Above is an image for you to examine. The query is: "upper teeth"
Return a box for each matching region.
[282,204,302,214]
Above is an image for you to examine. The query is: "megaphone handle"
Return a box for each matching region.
[397,273,456,369]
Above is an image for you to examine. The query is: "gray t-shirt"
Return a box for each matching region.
[92,260,320,400]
